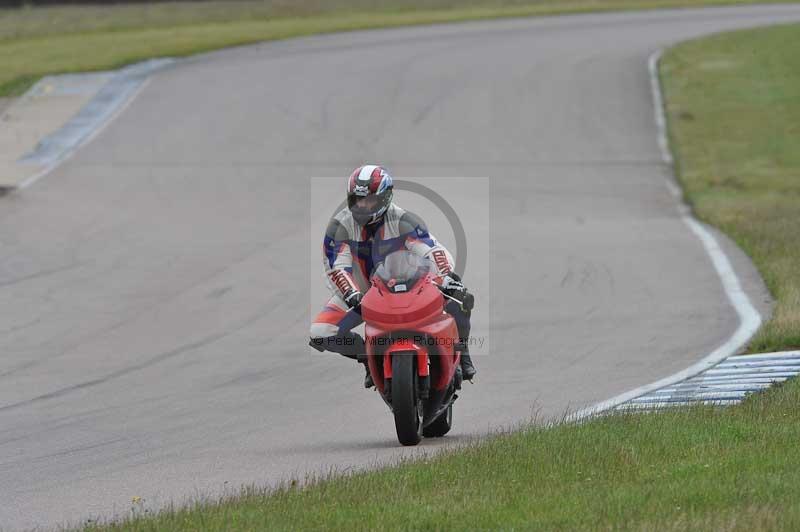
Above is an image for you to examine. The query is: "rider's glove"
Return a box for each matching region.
[343,289,363,310]
[441,273,466,293]
[441,273,475,311]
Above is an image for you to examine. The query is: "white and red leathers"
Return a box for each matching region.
[310,203,456,340]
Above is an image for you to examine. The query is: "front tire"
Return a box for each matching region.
[423,403,453,438]
[392,353,422,446]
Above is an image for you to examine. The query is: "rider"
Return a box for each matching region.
[309,164,476,388]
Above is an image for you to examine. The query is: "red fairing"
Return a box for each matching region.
[362,274,460,393]
[361,276,443,326]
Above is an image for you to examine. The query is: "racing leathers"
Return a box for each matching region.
[309,203,475,379]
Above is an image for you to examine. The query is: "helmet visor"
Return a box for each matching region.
[348,194,383,217]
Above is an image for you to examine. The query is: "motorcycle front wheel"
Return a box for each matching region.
[391,353,422,446]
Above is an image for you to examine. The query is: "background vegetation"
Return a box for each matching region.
[1,0,796,96]
[661,22,800,352]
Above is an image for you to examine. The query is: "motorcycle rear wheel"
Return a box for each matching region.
[423,403,453,438]
[392,353,422,446]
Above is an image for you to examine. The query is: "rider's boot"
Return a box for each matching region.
[362,360,374,389]
[308,331,364,358]
[460,347,476,381]
[447,302,476,381]
[309,332,372,387]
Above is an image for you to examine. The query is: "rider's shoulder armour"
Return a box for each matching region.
[397,210,430,239]
[327,208,357,242]
[380,204,423,239]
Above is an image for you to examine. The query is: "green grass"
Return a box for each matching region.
[1,0,798,97]
[88,382,800,531]
[75,18,800,532]
[661,23,800,352]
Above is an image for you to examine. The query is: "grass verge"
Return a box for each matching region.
[67,13,800,532]
[1,0,798,97]
[661,23,800,352]
[89,383,800,531]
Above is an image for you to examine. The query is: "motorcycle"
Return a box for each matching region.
[358,250,468,446]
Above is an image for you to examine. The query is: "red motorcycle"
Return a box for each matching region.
[359,251,467,446]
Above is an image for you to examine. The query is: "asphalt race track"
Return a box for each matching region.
[1,5,798,529]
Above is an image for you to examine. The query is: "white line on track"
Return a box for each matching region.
[648,50,675,167]
[566,49,767,421]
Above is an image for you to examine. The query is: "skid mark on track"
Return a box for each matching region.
[0,306,272,413]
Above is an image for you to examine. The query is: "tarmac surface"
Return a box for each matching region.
[1,5,798,529]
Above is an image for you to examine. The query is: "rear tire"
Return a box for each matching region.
[392,353,422,446]
[423,403,453,438]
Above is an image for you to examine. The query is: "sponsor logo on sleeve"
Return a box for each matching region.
[431,250,452,274]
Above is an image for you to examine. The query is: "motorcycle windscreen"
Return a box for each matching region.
[373,250,434,293]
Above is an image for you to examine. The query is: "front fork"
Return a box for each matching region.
[382,339,430,399]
